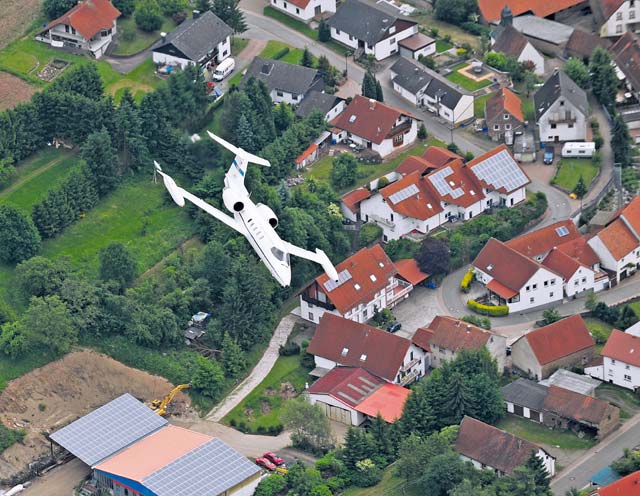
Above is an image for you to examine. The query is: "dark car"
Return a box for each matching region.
[543,146,555,165]
[387,322,402,333]
[264,452,285,466]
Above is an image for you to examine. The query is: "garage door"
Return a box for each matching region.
[514,404,524,416]
[318,401,352,424]
[530,409,541,422]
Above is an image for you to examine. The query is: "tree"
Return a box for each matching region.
[317,55,337,87]
[15,256,69,299]
[342,427,377,471]
[590,47,618,109]
[43,0,76,19]
[416,451,467,496]
[612,112,632,168]
[361,71,377,99]
[415,237,450,276]
[0,205,41,264]
[525,451,551,493]
[158,0,189,16]
[524,70,537,97]
[274,102,293,133]
[235,113,256,152]
[254,474,287,496]
[135,0,163,32]
[113,0,135,16]
[541,308,561,325]
[114,90,149,170]
[211,0,247,33]
[434,0,478,25]
[617,305,638,330]
[281,397,334,453]
[564,58,589,89]
[301,47,314,67]
[585,290,598,311]
[375,78,384,102]
[191,355,225,398]
[330,153,358,188]
[418,123,427,140]
[573,175,587,200]
[49,64,104,101]
[99,243,137,289]
[82,128,119,196]
[318,18,331,41]
[221,331,246,378]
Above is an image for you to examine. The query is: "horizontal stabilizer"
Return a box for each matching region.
[207,131,271,167]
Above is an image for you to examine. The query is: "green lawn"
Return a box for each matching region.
[474,92,493,119]
[263,6,318,40]
[497,414,596,450]
[436,40,453,53]
[521,96,535,122]
[552,158,599,193]
[628,300,640,316]
[259,40,312,65]
[223,353,312,432]
[112,16,176,56]
[584,317,614,354]
[343,465,416,496]
[231,37,249,56]
[446,67,492,92]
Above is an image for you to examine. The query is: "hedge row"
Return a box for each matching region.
[467,299,509,316]
[460,268,474,293]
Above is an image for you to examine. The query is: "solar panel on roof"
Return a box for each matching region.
[143,438,260,496]
[324,269,352,292]
[389,184,419,204]
[470,149,528,193]
[50,394,167,467]
[428,167,464,199]
[556,226,570,237]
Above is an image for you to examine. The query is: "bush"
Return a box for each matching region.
[274,47,290,60]
[461,21,490,36]
[0,424,25,453]
[326,476,346,491]
[352,459,383,487]
[359,223,383,247]
[135,0,163,32]
[456,48,468,58]
[461,314,491,330]
[418,123,427,139]
[173,10,187,23]
[429,27,439,38]
[120,24,136,42]
[279,340,301,356]
[443,34,452,43]
[467,299,509,316]
[591,326,609,345]
[460,267,474,293]
[268,424,284,435]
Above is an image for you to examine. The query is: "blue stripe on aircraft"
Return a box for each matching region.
[233,159,245,176]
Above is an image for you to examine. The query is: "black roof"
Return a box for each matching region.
[501,378,548,412]
[242,57,322,96]
[295,91,344,118]
[328,0,406,45]
[153,11,232,63]
[534,70,588,121]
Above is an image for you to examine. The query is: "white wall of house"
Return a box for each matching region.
[325,101,346,121]
[390,80,424,106]
[217,37,231,62]
[603,356,640,390]
[36,20,117,58]
[152,52,194,69]
[600,1,639,37]
[588,236,640,283]
[510,268,562,313]
[564,266,596,298]
[430,338,506,373]
[299,297,341,324]
[340,204,358,223]
[331,24,417,61]
[271,89,306,105]
[422,93,474,125]
[459,449,554,477]
[360,193,438,241]
[308,393,363,425]
[538,98,587,143]
[518,42,545,76]
[271,0,336,21]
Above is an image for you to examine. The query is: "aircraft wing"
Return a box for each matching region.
[284,243,339,282]
[180,189,241,232]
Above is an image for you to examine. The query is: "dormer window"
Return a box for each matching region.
[389,26,396,35]
[354,283,361,290]
[379,262,384,267]
[341,347,349,356]
[370,274,377,282]
[360,354,367,361]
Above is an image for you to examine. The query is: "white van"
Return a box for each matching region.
[561,142,596,158]
[213,58,235,81]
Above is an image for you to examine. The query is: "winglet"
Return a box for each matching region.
[207,131,271,167]
[154,161,185,207]
[316,249,339,282]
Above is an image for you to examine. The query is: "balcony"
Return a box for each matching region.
[548,112,576,125]
[301,294,336,311]
[400,357,420,373]
[369,214,395,228]
[388,278,412,304]
[386,120,412,139]
[399,369,420,386]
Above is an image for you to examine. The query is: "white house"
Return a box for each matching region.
[491,24,545,76]
[35,0,120,59]
[270,0,336,22]
[473,238,563,313]
[541,248,598,298]
[299,244,413,324]
[295,91,346,122]
[152,11,232,69]
[592,0,640,37]
[398,33,436,60]
[306,367,410,425]
[307,313,427,386]
[389,57,475,125]
[340,188,371,222]
[455,416,556,477]
[327,0,418,61]
[534,70,589,143]
[330,95,420,158]
[588,329,640,390]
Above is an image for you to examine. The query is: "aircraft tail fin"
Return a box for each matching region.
[207,131,271,172]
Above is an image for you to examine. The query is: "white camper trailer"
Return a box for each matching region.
[561,142,595,158]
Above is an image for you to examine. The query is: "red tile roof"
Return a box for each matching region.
[543,385,616,425]
[565,30,611,60]
[412,327,434,351]
[425,316,492,352]
[39,0,121,40]
[599,0,626,20]
[379,171,443,220]
[601,329,640,367]
[355,382,411,422]
[421,146,462,168]
[308,313,411,382]
[308,367,384,407]
[474,238,552,294]
[394,258,429,285]
[286,0,312,8]
[478,0,585,23]
[621,196,640,237]
[486,278,519,299]
[313,244,396,314]
[507,220,581,259]
[485,87,525,124]
[455,416,545,475]
[396,156,437,176]
[467,144,530,194]
[341,188,371,213]
[593,470,640,496]
[425,159,486,208]
[557,236,601,268]
[541,247,586,281]
[522,315,595,365]
[596,219,639,260]
[331,95,419,145]
[295,143,318,164]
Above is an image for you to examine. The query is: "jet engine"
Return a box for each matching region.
[222,188,245,213]
[256,203,278,228]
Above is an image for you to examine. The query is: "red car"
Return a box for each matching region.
[263,452,285,466]
[256,457,277,471]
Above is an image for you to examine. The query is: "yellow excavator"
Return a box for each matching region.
[151,384,190,416]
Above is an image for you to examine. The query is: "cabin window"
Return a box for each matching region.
[271,247,286,261]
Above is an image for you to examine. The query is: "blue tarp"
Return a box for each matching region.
[590,466,621,487]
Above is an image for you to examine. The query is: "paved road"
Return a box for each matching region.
[551,412,640,494]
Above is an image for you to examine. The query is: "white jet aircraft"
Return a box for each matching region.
[155,131,339,287]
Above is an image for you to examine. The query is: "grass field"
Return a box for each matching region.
[436,40,453,53]
[112,16,176,56]
[343,465,417,496]
[628,300,640,316]
[552,158,599,193]
[259,39,313,65]
[474,92,493,119]
[231,37,249,56]
[263,6,318,40]
[584,317,614,354]
[446,65,492,92]
[497,414,596,450]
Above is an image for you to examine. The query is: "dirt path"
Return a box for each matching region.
[21,458,89,496]
[0,154,71,199]
[207,314,299,421]
[136,236,201,283]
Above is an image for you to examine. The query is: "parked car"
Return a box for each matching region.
[256,457,277,471]
[543,146,554,165]
[264,452,285,466]
[387,322,402,333]
[213,57,235,81]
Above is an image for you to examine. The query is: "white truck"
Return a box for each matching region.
[213,58,235,81]
[561,142,595,158]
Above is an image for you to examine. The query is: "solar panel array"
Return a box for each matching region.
[50,394,168,466]
[428,166,464,199]
[389,184,419,204]
[324,269,352,292]
[470,149,528,193]
[556,226,570,237]
[143,438,260,496]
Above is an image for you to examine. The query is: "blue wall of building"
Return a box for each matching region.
[95,470,157,496]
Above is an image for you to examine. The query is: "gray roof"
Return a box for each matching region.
[328,0,404,45]
[513,132,536,153]
[295,91,344,118]
[154,11,232,63]
[242,57,322,96]
[501,378,548,412]
[50,394,168,466]
[534,70,588,121]
[512,15,574,46]
[539,369,601,396]
[143,438,260,496]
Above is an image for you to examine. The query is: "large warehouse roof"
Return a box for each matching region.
[50,393,168,466]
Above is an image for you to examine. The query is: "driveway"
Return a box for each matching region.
[393,285,445,337]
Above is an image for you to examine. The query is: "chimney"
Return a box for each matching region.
[160,32,167,42]
[500,5,513,27]
[193,9,201,19]
[369,98,376,109]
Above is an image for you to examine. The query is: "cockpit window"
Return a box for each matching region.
[272,247,286,261]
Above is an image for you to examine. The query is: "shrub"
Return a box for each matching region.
[359,223,383,247]
[461,314,491,330]
[418,123,428,139]
[456,48,468,58]
[467,299,509,316]
[594,135,604,150]
[268,424,284,435]
[443,34,452,43]
[418,55,436,69]
[279,340,301,356]
[274,47,290,60]
[377,176,390,188]
[464,151,474,161]
[430,27,439,38]
[229,418,237,427]
[461,22,490,36]
[591,326,609,345]
[172,10,187,23]
[460,267,474,293]
[326,476,346,491]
